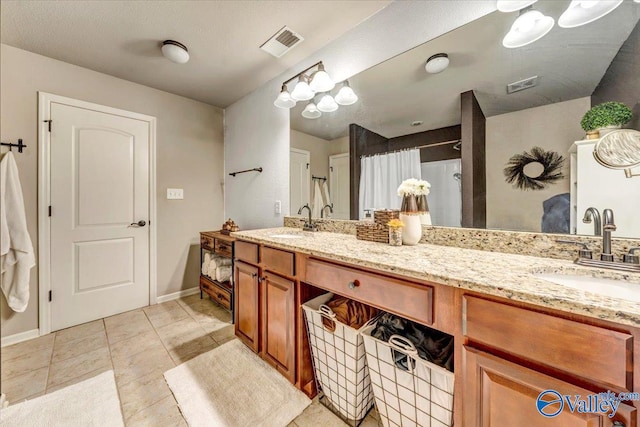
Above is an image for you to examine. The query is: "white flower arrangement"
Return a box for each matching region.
[397,178,431,196]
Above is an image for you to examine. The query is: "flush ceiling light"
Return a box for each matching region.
[425,53,450,74]
[502,7,555,48]
[161,40,189,64]
[558,0,623,28]
[497,0,538,13]
[273,84,296,109]
[301,102,321,119]
[317,94,339,113]
[290,74,315,101]
[335,81,358,106]
[309,63,335,93]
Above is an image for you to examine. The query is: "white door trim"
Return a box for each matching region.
[37,92,157,335]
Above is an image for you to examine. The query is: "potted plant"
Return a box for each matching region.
[397,178,430,245]
[581,102,633,138]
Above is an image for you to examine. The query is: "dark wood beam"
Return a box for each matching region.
[460,90,486,228]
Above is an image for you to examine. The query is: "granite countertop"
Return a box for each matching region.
[232,227,640,327]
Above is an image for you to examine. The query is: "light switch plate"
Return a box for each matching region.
[167,188,184,200]
[274,200,281,214]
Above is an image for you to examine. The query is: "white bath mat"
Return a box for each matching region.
[165,339,311,427]
[0,370,123,427]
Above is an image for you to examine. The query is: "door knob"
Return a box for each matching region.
[130,220,147,227]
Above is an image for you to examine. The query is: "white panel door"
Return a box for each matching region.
[50,102,150,331]
[329,153,350,219]
[290,149,310,215]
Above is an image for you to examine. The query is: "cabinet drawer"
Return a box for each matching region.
[304,258,433,325]
[463,295,633,390]
[262,246,295,277]
[235,241,258,264]
[200,234,214,250]
[200,277,231,310]
[214,239,233,258]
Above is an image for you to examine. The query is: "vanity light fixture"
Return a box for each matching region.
[161,40,190,64]
[335,81,358,106]
[290,74,315,101]
[425,53,450,74]
[301,102,322,119]
[317,94,339,113]
[502,7,555,48]
[558,0,623,28]
[309,63,335,93]
[497,0,538,13]
[274,84,296,108]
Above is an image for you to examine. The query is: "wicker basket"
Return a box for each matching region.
[373,209,400,227]
[356,222,389,244]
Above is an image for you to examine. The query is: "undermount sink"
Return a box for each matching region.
[534,272,640,303]
[268,233,305,239]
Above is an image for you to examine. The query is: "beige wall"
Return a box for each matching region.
[290,130,331,210]
[0,44,224,337]
[486,97,590,232]
[329,136,350,156]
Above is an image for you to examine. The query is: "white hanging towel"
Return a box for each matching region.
[321,180,332,209]
[0,152,35,312]
[311,180,323,218]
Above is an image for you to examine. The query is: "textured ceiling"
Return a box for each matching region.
[0,0,391,107]
[291,0,640,140]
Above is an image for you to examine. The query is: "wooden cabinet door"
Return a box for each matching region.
[463,346,636,426]
[234,261,260,352]
[261,272,296,383]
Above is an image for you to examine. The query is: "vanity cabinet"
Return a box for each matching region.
[234,260,260,352]
[462,295,636,425]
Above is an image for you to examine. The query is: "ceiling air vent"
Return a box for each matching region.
[260,26,304,58]
[506,76,539,94]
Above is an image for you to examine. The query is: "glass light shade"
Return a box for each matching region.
[301,102,321,119]
[290,75,315,101]
[502,9,555,48]
[425,53,449,74]
[161,40,189,64]
[273,85,296,109]
[309,64,335,92]
[497,0,538,13]
[558,0,623,28]
[317,94,339,113]
[335,82,358,105]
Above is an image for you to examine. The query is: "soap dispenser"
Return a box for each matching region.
[363,209,373,222]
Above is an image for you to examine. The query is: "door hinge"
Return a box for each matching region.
[48,290,52,302]
[48,206,52,217]
[44,119,52,132]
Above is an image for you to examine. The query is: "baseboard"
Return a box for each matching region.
[156,286,200,304]
[1,328,41,348]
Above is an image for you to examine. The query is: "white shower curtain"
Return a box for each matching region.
[358,149,422,219]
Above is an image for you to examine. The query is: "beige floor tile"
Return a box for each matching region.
[209,324,235,343]
[293,401,349,427]
[1,347,53,381]
[0,366,48,402]
[183,300,232,323]
[110,330,166,363]
[125,394,186,427]
[113,346,174,387]
[105,310,154,344]
[52,329,108,364]
[1,334,55,363]
[143,301,189,329]
[46,365,112,394]
[286,422,298,427]
[11,391,45,405]
[155,317,205,344]
[55,319,105,345]
[118,369,172,420]
[360,414,381,427]
[176,294,201,308]
[47,346,112,388]
[169,340,218,364]
[215,335,236,346]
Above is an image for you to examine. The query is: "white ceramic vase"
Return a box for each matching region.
[399,213,421,246]
[419,212,432,225]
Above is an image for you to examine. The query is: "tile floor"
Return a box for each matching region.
[1,295,379,426]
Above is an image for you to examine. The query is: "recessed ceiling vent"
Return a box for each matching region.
[260,26,304,58]
[507,76,539,94]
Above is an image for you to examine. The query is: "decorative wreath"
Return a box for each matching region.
[503,147,565,191]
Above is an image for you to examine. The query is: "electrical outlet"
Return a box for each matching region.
[167,188,184,200]
[274,200,281,215]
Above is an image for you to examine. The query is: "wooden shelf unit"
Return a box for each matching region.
[200,231,236,317]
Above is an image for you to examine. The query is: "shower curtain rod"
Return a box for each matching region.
[360,139,461,159]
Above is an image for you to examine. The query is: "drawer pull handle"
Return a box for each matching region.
[251,273,258,278]
[348,280,360,289]
[219,245,228,250]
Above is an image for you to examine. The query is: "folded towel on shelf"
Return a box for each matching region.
[215,266,232,283]
[207,255,231,277]
[201,253,212,275]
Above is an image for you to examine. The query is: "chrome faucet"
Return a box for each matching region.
[582,207,601,236]
[297,204,318,232]
[320,203,333,218]
[601,209,616,261]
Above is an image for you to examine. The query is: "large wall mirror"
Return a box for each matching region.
[289,0,640,238]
